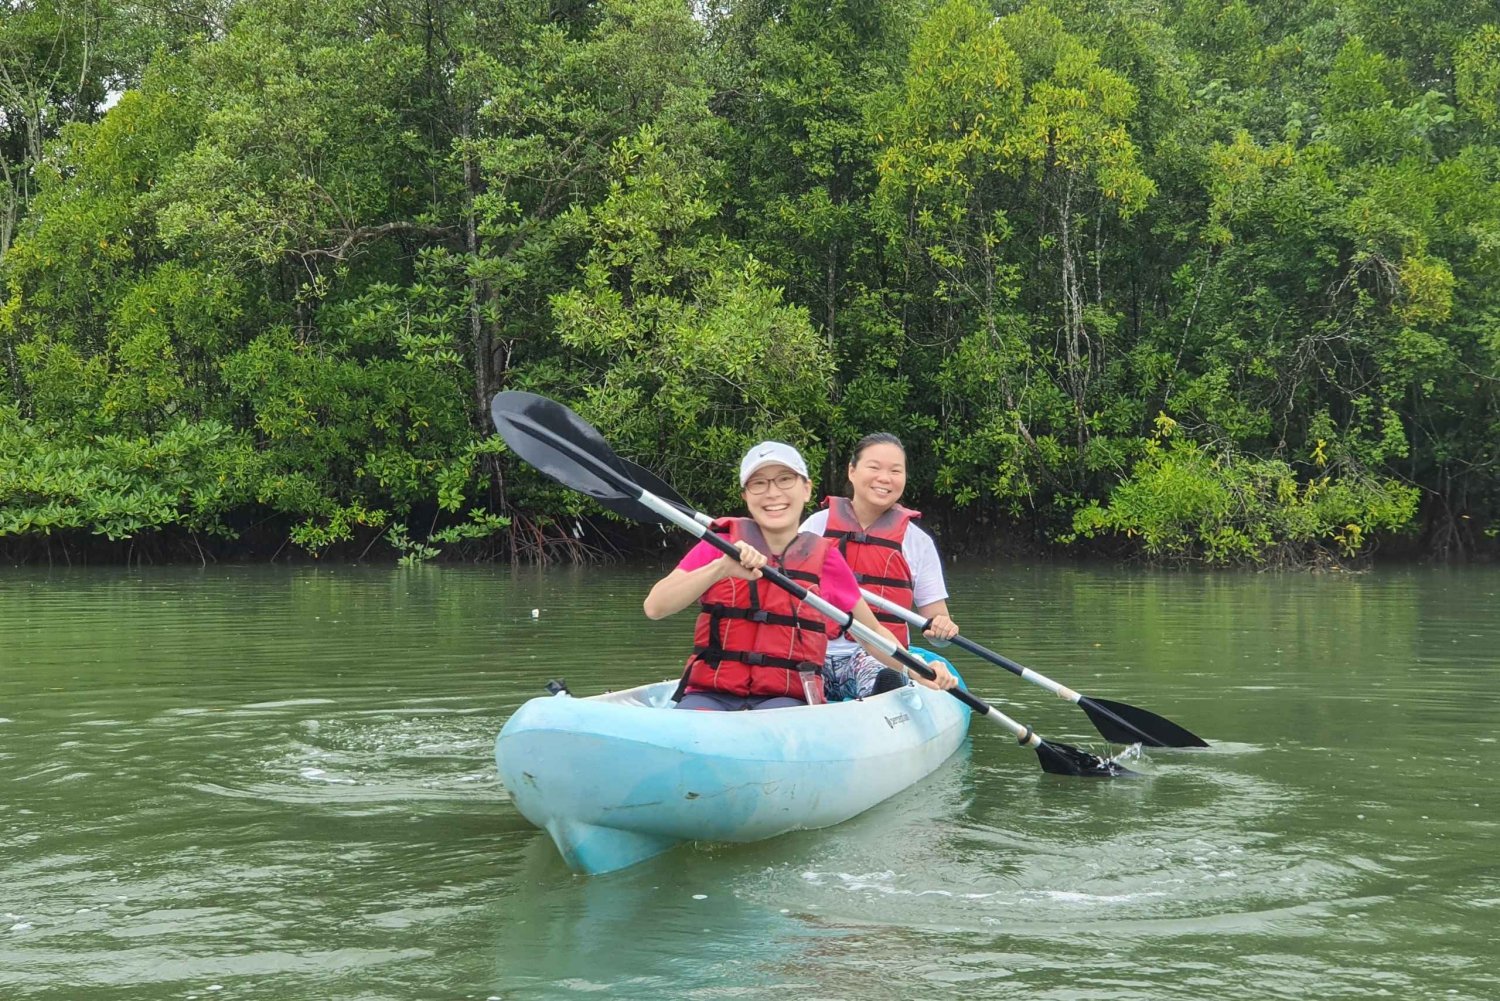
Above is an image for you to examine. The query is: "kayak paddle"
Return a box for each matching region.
[859,591,1208,747]
[608,456,1204,749]
[488,390,1135,778]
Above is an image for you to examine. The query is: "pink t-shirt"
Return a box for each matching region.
[675,536,861,614]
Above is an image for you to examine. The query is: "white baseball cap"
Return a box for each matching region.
[739,441,809,486]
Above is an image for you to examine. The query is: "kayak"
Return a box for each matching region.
[496,654,971,875]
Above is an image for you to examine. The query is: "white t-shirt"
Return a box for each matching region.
[799,507,949,658]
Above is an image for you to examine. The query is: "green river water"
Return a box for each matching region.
[2,563,1497,1000]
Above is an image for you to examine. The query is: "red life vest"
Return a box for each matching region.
[821,496,920,647]
[683,518,837,701]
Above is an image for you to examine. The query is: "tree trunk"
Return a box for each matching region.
[1058,174,1090,445]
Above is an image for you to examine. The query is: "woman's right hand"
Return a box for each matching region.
[720,540,767,579]
[912,658,958,691]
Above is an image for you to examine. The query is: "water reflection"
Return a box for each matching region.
[2,564,1498,1000]
[491,748,975,999]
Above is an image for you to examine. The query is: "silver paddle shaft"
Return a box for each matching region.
[634,487,1045,748]
[860,590,1083,704]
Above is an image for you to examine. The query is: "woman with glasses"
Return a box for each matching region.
[644,441,958,711]
[800,433,961,701]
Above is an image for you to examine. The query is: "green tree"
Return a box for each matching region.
[550,127,834,513]
[875,1,1154,517]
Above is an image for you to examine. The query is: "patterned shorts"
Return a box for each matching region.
[822,650,909,701]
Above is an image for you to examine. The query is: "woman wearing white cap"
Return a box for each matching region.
[645,441,958,710]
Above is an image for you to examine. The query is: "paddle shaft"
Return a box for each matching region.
[631,487,1058,748]
[861,587,1208,748]
[616,469,1202,746]
[615,481,1061,745]
[861,590,1082,703]
[633,483,1082,705]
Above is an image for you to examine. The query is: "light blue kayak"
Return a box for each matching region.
[496,655,972,875]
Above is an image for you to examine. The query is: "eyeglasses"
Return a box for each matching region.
[743,471,802,495]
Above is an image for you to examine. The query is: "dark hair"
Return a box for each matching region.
[850,432,905,466]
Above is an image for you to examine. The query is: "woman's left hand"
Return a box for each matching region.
[922,614,959,642]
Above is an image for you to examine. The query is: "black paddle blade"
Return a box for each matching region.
[489,392,638,509]
[1080,695,1209,749]
[617,458,696,513]
[1034,739,1137,778]
[599,456,709,525]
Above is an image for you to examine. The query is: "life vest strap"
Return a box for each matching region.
[853,571,912,589]
[825,529,904,552]
[699,603,823,632]
[692,647,817,671]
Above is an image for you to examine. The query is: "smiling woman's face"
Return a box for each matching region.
[742,464,812,533]
[847,442,907,513]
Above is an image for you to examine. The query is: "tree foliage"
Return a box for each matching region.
[3,0,1499,565]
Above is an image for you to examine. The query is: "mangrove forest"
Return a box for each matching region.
[3,0,1499,565]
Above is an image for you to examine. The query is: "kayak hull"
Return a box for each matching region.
[496,657,971,875]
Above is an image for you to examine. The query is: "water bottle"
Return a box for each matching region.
[799,665,826,705]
